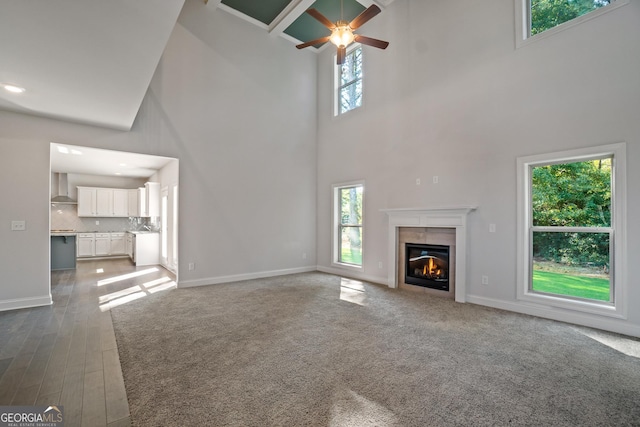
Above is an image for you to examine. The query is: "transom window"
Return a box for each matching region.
[516,0,628,44]
[517,143,627,318]
[335,46,362,116]
[334,183,363,267]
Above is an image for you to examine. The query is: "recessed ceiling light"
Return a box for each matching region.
[70,149,82,155]
[3,84,26,94]
[57,146,69,154]
[115,172,122,175]
[119,163,127,167]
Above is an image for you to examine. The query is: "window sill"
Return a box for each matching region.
[518,290,625,319]
[332,262,363,271]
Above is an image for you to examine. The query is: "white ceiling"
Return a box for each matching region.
[0,0,185,131]
[50,143,174,178]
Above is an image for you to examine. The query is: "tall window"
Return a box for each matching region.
[336,46,363,116]
[516,0,628,43]
[517,143,626,317]
[531,158,612,301]
[335,183,363,266]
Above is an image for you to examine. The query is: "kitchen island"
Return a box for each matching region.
[51,231,77,270]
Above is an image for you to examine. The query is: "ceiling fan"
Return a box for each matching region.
[296,3,389,65]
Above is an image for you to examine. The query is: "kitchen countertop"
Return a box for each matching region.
[50,230,159,235]
[51,230,78,236]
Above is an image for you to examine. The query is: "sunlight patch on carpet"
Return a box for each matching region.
[330,389,399,426]
[574,327,640,359]
[340,278,368,306]
[99,276,176,311]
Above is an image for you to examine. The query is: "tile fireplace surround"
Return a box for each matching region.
[382,207,477,303]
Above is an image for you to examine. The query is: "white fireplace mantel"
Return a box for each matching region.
[381,206,477,303]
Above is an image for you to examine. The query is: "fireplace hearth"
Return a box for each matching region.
[405,243,450,291]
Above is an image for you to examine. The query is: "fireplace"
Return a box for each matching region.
[405,243,450,291]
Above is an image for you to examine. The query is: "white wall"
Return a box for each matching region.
[0,139,51,310]
[316,0,640,336]
[0,0,317,309]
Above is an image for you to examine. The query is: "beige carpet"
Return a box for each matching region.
[111,272,640,426]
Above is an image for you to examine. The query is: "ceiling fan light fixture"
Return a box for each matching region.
[330,22,355,48]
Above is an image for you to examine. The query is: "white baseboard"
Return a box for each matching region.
[466,294,640,338]
[178,266,317,288]
[0,295,53,312]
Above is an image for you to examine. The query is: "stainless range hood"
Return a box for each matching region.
[51,172,77,204]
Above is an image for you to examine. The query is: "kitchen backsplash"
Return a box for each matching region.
[51,203,157,232]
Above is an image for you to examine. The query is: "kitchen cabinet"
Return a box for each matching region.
[129,232,159,266]
[77,186,139,217]
[128,189,139,217]
[78,232,128,257]
[77,188,95,216]
[96,189,112,216]
[95,233,111,256]
[146,182,160,217]
[112,190,128,217]
[51,234,77,270]
[77,233,95,257]
[78,187,113,216]
[125,232,134,258]
[138,182,160,217]
[110,232,126,255]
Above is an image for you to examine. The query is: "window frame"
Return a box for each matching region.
[334,44,363,117]
[516,143,627,318]
[514,0,629,48]
[332,181,364,269]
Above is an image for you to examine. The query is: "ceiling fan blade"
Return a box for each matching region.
[337,46,346,65]
[306,8,336,30]
[354,34,389,50]
[296,36,331,49]
[349,5,381,30]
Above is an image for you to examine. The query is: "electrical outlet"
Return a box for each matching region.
[378,261,383,269]
[433,176,439,184]
[416,178,421,185]
[95,220,100,225]
[188,262,195,271]
[489,224,496,233]
[11,220,26,231]
[302,253,307,259]
[481,275,489,285]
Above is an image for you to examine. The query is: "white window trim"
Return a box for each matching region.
[516,143,627,318]
[334,43,364,117]
[332,180,365,270]
[515,0,630,48]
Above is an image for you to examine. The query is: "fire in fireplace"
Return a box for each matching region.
[405,243,449,291]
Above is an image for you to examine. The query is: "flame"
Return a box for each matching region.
[423,258,439,276]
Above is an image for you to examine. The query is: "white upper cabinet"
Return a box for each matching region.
[77,187,96,216]
[146,182,160,217]
[77,186,133,217]
[128,189,139,217]
[77,183,158,217]
[113,189,128,217]
[96,189,113,216]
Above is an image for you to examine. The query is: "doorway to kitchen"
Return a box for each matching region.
[49,143,180,279]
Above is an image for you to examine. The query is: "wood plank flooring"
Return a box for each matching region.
[0,258,176,427]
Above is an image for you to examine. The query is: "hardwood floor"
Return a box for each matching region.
[0,258,176,427]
